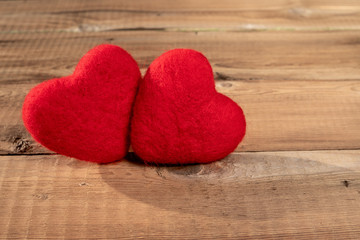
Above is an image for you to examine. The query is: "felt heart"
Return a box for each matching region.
[22,44,141,163]
[130,49,246,164]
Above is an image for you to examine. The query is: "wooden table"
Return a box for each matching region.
[1,0,360,239]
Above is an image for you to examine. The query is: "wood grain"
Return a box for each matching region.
[1,0,360,239]
[1,31,359,154]
[1,31,360,83]
[1,151,360,239]
[1,0,360,33]
[1,78,360,154]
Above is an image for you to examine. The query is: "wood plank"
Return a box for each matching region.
[1,78,360,154]
[1,0,360,33]
[1,151,360,239]
[1,31,360,154]
[1,31,359,83]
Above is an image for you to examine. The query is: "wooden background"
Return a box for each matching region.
[1,0,360,239]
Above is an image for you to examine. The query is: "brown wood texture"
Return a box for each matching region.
[1,0,360,239]
[1,151,360,239]
[1,31,360,154]
[1,0,360,32]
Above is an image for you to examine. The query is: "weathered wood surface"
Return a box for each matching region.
[1,31,360,154]
[1,151,360,239]
[2,77,360,155]
[2,31,360,82]
[1,0,360,32]
[1,0,360,239]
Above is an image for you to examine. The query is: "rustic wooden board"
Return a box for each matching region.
[1,0,360,32]
[1,31,360,154]
[1,31,360,83]
[1,78,360,155]
[1,0,360,239]
[1,151,360,239]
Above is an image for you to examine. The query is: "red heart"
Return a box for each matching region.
[131,49,246,164]
[22,44,141,163]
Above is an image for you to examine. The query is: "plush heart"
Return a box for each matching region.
[22,44,141,163]
[130,49,246,164]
